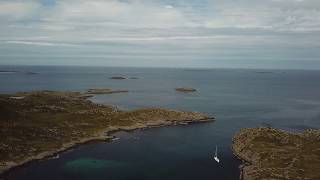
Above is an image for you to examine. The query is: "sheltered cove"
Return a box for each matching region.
[0,91,214,175]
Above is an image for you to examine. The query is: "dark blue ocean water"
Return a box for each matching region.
[1,66,320,180]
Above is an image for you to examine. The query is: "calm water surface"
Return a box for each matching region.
[1,66,320,180]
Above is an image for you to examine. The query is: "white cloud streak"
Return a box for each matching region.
[4,40,80,47]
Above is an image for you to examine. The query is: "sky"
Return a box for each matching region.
[0,0,320,69]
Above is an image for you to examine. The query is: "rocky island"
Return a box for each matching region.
[175,87,197,93]
[110,76,126,80]
[0,70,37,75]
[0,91,213,174]
[232,127,320,180]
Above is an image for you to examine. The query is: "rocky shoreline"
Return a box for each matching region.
[1,117,213,177]
[232,127,320,180]
[0,91,214,176]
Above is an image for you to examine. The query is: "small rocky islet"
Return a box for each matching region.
[175,87,197,93]
[0,90,214,174]
[0,70,37,75]
[110,76,126,80]
[232,127,320,180]
[110,76,139,80]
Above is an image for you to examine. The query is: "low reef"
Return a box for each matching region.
[129,77,139,79]
[86,88,129,94]
[175,87,197,93]
[232,127,320,180]
[0,91,213,174]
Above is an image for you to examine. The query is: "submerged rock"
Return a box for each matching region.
[129,77,139,79]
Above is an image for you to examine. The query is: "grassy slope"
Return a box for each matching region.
[233,128,320,180]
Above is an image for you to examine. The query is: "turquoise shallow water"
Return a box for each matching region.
[63,158,129,172]
[1,66,320,180]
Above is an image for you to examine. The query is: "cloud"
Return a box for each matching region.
[40,0,188,29]
[2,0,320,34]
[165,5,173,9]
[0,1,40,20]
[0,0,320,68]
[4,40,80,47]
[201,0,320,32]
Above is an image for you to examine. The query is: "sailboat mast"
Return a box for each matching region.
[215,145,218,156]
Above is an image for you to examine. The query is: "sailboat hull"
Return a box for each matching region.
[214,156,220,163]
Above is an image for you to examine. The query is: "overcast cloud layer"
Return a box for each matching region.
[0,0,320,69]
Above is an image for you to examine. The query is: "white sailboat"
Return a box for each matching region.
[214,145,220,163]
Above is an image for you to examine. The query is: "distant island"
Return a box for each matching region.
[0,70,37,75]
[0,91,214,174]
[110,76,139,80]
[175,87,197,93]
[0,70,19,74]
[110,76,126,80]
[232,127,320,179]
[254,71,273,74]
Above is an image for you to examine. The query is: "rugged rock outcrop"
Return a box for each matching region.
[175,87,197,92]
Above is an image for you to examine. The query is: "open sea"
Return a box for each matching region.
[1,66,320,180]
